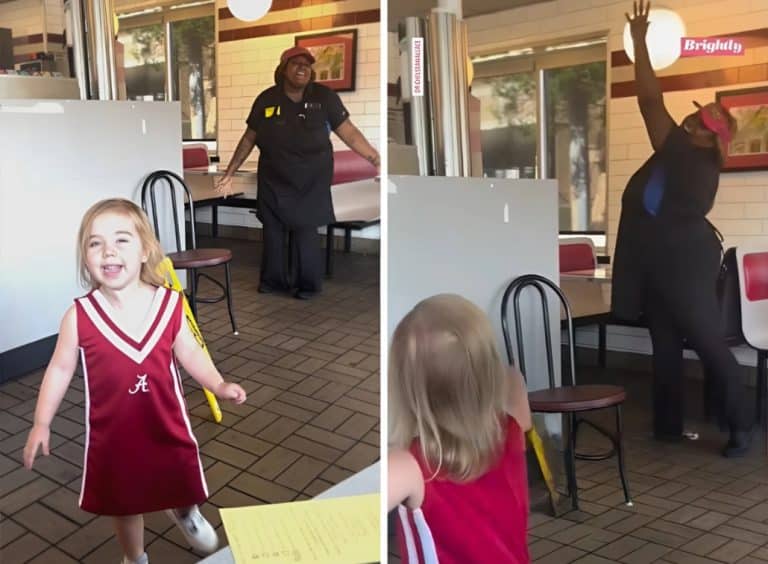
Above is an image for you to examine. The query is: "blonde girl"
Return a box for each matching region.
[388,294,532,564]
[23,198,247,564]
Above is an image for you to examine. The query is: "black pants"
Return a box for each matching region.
[259,204,323,293]
[645,232,750,437]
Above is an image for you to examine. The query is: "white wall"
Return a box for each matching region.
[0,100,183,353]
[388,176,560,391]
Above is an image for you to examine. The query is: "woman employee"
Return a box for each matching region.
[612,1,751,456]
[216,46,380,300]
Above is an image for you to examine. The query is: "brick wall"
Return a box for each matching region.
[0,0,66,65]
[465,0,768,254]
[213,0,380,234]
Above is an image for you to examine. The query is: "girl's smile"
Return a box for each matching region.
[86,212,148,291]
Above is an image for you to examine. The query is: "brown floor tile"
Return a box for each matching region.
[0,517,27,549]
[216,428,273,457]
[529,538,565,559]
[248,446,302,480]
[57,516,116,560]
[310,405,355,431]
[257,416,304,444]
[1,476,60,514]
[200,441,259,470]
[335,442,379,472]
[622,542,672,563]
[708,539,760,563]
[230,472,298,504]
[2,533,49,564]
[281,435,344,463]
[26,546,81,564]
[275,455,329,491]
[535,545,587,563]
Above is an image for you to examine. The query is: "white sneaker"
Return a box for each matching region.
[120,553,148,564]
[166,506,219,554]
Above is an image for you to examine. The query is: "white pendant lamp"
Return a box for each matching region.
[227,0,273,22]
[622,8,686,70]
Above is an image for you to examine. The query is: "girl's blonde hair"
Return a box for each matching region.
[77,198,166,289]
[389,294,511,481]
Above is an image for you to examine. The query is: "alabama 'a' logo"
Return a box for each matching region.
[129,374,150,395]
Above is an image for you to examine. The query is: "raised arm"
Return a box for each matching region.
[626,0,675,151]
[23,306,80,469]
[215,127,258,197]
[173,313,246,404]
[333,119,381,171]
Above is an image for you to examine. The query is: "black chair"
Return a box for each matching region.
[141,170,238,334]
[502,274,631,511]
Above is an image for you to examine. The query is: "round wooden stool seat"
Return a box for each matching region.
[168,249,232,269]
[528,384,626,413]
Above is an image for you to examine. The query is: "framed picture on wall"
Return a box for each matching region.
[715,86,768,172]
[295,29,357,92]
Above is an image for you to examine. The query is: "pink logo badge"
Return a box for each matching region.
[680,37,745,57]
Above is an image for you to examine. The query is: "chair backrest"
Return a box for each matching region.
[140,170,196,253]
[332,150,377,185]
[182,143,210,169]
[501,274,576,390]
[716,247,743,342]
[736,245,768,349]
[558,237,596,272]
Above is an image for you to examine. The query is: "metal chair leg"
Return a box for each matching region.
[615,405,632,506]
[564,412,579,511]
[224,262,238,335]
[598,323,607,368]
[188,268,198,319]
[756,350,766,425]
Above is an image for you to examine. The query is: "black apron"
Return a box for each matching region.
[255,94,335,229]
[612,126,722,321]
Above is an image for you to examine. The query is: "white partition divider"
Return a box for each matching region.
[0,99,183,354]
[387,175,560,422]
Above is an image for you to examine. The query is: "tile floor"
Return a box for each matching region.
[0,236,380,563]
[388,357,768,563]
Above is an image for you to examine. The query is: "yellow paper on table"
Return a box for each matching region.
[220,493,379,564]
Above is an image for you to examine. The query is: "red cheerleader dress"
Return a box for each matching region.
[74,286,208,516]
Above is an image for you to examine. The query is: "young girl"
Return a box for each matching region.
[388,294,532,563]
[22,198,247,564]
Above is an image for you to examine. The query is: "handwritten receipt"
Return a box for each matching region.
[220,493,380,563]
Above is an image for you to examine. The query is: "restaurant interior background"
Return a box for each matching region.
[0,0,381,243]
[388,0,768,362]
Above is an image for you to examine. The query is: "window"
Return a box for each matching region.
[117,5,216,141]
[473,41,607,233]
[544,62,607,232]
[473,73,537,179]
[119,24,166,101]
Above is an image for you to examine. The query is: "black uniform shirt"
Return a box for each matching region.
[612,125,722,320]
[245,83,350,227]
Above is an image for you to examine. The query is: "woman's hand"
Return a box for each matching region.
[215,382,247,404]
[625,0,651,42]
[23,424,51,469]
[214,175,234,198]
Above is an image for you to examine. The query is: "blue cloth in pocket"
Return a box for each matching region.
[643,163,666,216]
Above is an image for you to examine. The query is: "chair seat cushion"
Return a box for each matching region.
[528,384,626,412]
[168,249,232,268]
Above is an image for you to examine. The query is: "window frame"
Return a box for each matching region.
[473,38,610,236]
